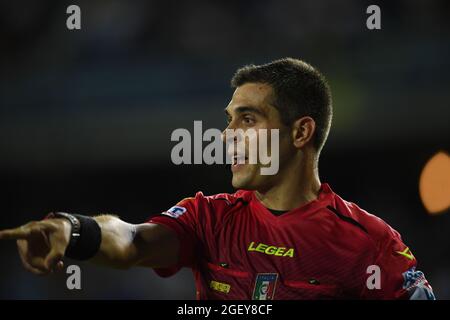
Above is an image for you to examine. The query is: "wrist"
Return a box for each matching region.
[54,218,72,246]
[45,212,102,260]
[46,212,81,250]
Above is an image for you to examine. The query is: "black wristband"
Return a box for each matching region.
[48,212,102,261]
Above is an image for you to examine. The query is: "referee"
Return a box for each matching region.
[0,58,435,300]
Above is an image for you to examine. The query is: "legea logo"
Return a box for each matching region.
[170,121,279,175]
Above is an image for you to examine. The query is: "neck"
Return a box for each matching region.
[255,154,321,211]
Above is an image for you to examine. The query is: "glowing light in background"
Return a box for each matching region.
[419,151,450,215]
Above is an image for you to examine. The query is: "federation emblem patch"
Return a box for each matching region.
[161,206,186,218]
[252,273,278,300]
[402,267,435,300]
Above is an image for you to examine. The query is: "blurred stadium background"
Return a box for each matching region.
[0,0,449,299]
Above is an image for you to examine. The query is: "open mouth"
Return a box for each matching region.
[231,155,249,172]
[232,154,248,165]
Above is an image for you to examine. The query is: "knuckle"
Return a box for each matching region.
[47,219,65,231]
[24,221,41,232]
[27,221,38,227]
[41,220,56,231]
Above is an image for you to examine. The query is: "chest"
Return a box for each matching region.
[195,211,370,299]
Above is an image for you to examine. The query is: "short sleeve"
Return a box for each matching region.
[360,229,435,300]
[146,192,205,277]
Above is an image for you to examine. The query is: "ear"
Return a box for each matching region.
[291,116,316,149]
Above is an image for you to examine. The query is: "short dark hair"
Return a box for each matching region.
[231,58,332,153]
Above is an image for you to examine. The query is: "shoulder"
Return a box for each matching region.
[175,189,252,217]
[331,192,404,252]
[196,189,251,209]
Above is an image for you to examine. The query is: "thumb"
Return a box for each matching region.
[45,248,64,270]
[55,260,65,272]
[43,221,70,270]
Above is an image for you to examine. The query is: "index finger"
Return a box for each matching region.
[0,226,31,240]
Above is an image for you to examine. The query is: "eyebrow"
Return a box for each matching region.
[224,106,266,117]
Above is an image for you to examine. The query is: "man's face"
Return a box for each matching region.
[223,83,294,190]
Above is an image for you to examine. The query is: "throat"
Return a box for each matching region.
[255,176,322,212]
[267,208,289,216]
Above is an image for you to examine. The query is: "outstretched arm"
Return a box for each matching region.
[0,214,179,275]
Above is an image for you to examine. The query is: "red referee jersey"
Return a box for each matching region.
[148,183,435,300]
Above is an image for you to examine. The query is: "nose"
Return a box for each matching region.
[221,124,235,143]
[222,126,240,144]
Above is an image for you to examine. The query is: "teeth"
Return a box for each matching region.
[232,155,246,165]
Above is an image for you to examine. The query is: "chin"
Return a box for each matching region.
[231,166,260,190]
[231,175,258,190]
[232,176,249,190]
[231,179,245,189]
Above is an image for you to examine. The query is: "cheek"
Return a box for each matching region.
[277,135,295,159]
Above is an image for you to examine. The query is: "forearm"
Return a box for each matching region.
[88,215,179,270]
[88,215,138,269]
[0,212,180,276]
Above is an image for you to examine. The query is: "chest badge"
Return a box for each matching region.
[252,273,278,300]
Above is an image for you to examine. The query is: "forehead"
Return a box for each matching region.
[226,83,274,114]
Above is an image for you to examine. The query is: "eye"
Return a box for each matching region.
[243,115,255,125]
